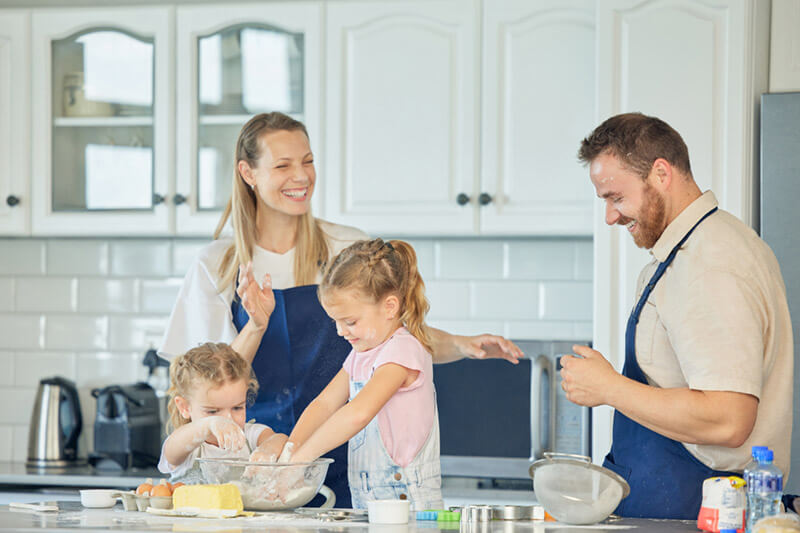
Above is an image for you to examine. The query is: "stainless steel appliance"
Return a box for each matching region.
[26,376,83,467]
[760,91,800,493]
[433,340,591,479]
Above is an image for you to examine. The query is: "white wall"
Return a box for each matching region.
[0,235,592,462]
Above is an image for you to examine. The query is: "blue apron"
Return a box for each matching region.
[232,284,352,508]
[602,207,740,520]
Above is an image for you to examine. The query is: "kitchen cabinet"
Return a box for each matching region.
[323,0,596,237]
[175,3,322,235]
[590,0,770,463]
[769,0,800,91]
[31,7,173,235]
[0,10,30,235]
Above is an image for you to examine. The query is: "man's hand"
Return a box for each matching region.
[453,334,524,364]
[559,344,622,407]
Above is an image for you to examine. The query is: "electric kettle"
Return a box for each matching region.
[27,376,82,467]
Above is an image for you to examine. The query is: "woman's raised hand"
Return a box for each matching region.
[203,416,247,451]
[237,262,276,330]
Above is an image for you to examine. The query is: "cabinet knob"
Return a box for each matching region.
[6,195,20,207]
[173,194,187,206]
[478,192,493,206]
[456,193,471,206]
[152,193,166,205]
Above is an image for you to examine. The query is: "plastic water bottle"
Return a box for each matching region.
[746,449,783,533]
[744,446,768,483]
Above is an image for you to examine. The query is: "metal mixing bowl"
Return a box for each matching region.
[196,457,334,511]
[529,452,629,525]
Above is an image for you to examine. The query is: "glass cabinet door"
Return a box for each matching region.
[32,7,171,235]
[175,4,321,235]
[196,24,304,211]
[51,29,155,212]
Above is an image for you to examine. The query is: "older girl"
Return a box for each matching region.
[286,239,442,510]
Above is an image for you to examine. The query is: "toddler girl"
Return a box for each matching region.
[158,342,288,483]
[284,238,442,510]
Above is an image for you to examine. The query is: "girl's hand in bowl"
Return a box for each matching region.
[249,433,288,463]
[204,416,246,451]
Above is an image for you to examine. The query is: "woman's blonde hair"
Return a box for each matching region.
[166,342,259,431]
[214,112,330,290]
[318,239,432,353]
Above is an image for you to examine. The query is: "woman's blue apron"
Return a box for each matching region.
[602,207,740,520]
[232,284,352,508]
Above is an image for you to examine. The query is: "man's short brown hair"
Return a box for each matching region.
[578,112,692,180]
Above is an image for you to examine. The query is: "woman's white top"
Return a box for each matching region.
[159,220,368,360]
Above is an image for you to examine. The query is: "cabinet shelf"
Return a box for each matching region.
[53,116,153,127]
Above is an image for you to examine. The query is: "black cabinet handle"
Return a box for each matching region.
[173,194,187,206]
[456,193,470,206]
[152,193,165,205]
[478,192,493,206]
[6,195,20,207]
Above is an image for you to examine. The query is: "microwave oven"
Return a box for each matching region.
[433,339,591,480]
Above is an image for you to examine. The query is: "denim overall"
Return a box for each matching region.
[347,378,443,511]
[232,285,352,508]
[602,207,740,519]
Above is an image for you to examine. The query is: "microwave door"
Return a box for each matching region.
[530,354,556,460]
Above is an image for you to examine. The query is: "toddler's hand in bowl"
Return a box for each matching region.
[204,417,246,451]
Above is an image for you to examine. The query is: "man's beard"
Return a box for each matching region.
[630,183,667,249]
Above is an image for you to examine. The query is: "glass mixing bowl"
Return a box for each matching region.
[529,452,629,525]
[196,457,335,511]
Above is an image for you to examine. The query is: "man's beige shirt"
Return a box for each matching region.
[635,191,793,477]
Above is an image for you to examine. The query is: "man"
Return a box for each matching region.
[561,113,793,519]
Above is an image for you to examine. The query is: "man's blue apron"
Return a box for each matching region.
[232,284,352,508]
[602,207,740,519]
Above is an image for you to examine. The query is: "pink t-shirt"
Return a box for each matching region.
[342,327,435,467]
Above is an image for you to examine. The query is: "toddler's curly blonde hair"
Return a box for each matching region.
[166,342,259,431]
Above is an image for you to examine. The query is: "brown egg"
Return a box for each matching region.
[150,484,171,497]
[135,478,154,496]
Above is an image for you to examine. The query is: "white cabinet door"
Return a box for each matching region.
[31,7,173,235]
[0,11,30,235]
[591,0,770,463]
[770,0,800,91]
[175,2,322,236]
[481,0,595,236]
[324,0,478,236]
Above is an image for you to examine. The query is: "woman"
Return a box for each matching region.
[160,112,522,507]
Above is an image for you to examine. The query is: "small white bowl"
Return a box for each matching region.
[367,499,410,524]
[80,489,118,508]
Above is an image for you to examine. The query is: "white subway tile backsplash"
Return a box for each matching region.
[45,315,108,350]
[0,240,45,275]
[0,388,36,424]
[573,321,593,341]
[438,241,505,280]
[0,278,13,311]
[507,240,576,280]
[396,239,435,281]
[426,281,471,320]
[574,240,593,281]
[76,352,142,387]
[427,319,506,338]
[539,281,592,321]
[12,425,29,462]
[78,279,137,313]
[0,314,43,349]
[110,241,171,277]
[109,316,167,351]
[0,352,13,387]
[14,352,76,387]
[0,426,12,461]
[140,279,183,314]
[173,240,207,277]
[472,281,539,320]
[47,240,109,276]
[506,321,577,342]
[15,277,76,312]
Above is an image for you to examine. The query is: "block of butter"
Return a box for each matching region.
[172,483,244,513]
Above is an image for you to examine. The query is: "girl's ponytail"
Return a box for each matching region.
[389,240,432,353]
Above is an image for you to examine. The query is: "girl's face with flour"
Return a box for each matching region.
[322,289,402,353]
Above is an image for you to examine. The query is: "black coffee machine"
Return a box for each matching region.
[89,382,161,469]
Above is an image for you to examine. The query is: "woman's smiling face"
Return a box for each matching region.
[242,129,316,217]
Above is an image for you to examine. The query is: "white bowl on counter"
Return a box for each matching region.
[367,499,410,524]
[79,489,118,508]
